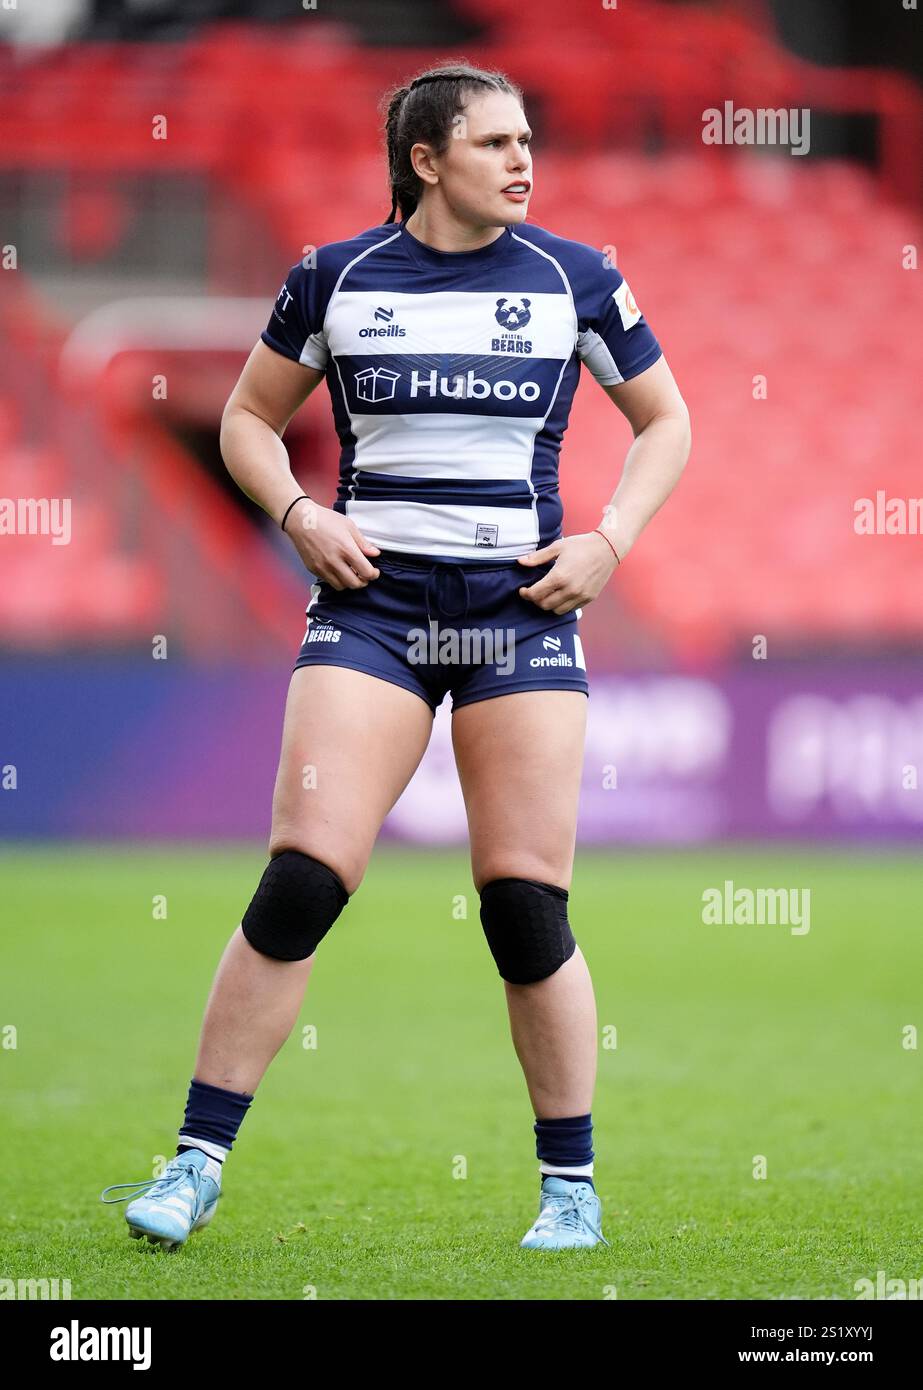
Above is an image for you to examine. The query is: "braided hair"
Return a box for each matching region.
[381,61,524,225]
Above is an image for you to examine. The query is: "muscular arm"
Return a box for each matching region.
[518,353,691,612]
[219,340,326,526]
[595,354,691,561]
[219,341,380,588]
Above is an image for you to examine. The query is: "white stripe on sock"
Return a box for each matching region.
[177,1135,228,1163]
[540,1161,594,1178]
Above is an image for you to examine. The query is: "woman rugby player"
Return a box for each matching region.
[102,62,690,1252]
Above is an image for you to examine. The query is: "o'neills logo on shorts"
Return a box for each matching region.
[530,634,573,667]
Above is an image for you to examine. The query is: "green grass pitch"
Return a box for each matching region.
[1,844,920,1300]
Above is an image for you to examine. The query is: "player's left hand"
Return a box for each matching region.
[517,532,619,614]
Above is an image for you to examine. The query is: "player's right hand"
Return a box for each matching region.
[283,499,380,589]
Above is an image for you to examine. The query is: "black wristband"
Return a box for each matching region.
[280,494,312,532]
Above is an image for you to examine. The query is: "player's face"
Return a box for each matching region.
[432,90,533,229]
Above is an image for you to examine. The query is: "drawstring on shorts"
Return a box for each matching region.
[424,562,471,625]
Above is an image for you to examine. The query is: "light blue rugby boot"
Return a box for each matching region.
[100,1148,222,1251]
[520,1176,611,1250]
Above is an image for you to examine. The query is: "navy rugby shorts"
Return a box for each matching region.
[292,549,590,713]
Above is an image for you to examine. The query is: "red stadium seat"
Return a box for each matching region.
[0,15,920,659]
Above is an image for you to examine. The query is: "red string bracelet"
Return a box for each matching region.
[594,528,622,565]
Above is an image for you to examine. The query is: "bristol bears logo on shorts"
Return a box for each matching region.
[494,297,532,330]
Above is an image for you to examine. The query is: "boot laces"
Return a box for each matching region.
[534,1186,609,1245]
[99,1157,204,1206]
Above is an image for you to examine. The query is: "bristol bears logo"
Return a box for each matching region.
[494,297,531,331]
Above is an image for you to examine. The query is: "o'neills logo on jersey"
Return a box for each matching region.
[409,369,540,402]
[492,296,533,355]
[360,306,406,338]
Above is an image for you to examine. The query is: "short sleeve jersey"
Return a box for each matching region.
[261,220,662,560]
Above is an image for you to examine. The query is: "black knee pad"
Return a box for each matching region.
[479,877,576,985]
[241,850,350,961]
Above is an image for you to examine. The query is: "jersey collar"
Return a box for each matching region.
[396,220,514,269]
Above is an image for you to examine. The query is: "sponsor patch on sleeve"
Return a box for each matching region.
[612,279,642,331]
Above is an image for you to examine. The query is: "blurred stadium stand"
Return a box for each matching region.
[0,0,921,665]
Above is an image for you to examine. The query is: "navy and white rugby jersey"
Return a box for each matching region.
[261,220,662,561]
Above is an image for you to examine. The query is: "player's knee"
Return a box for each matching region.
[241,849,350,961]
[479,877,576,985]
[268,826,364,895]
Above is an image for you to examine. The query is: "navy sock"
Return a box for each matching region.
[177,1077,253,1160]
[535,1113,595,1190]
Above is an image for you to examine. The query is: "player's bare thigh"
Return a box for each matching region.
[451,690,587,891]
[268,665,434,893]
